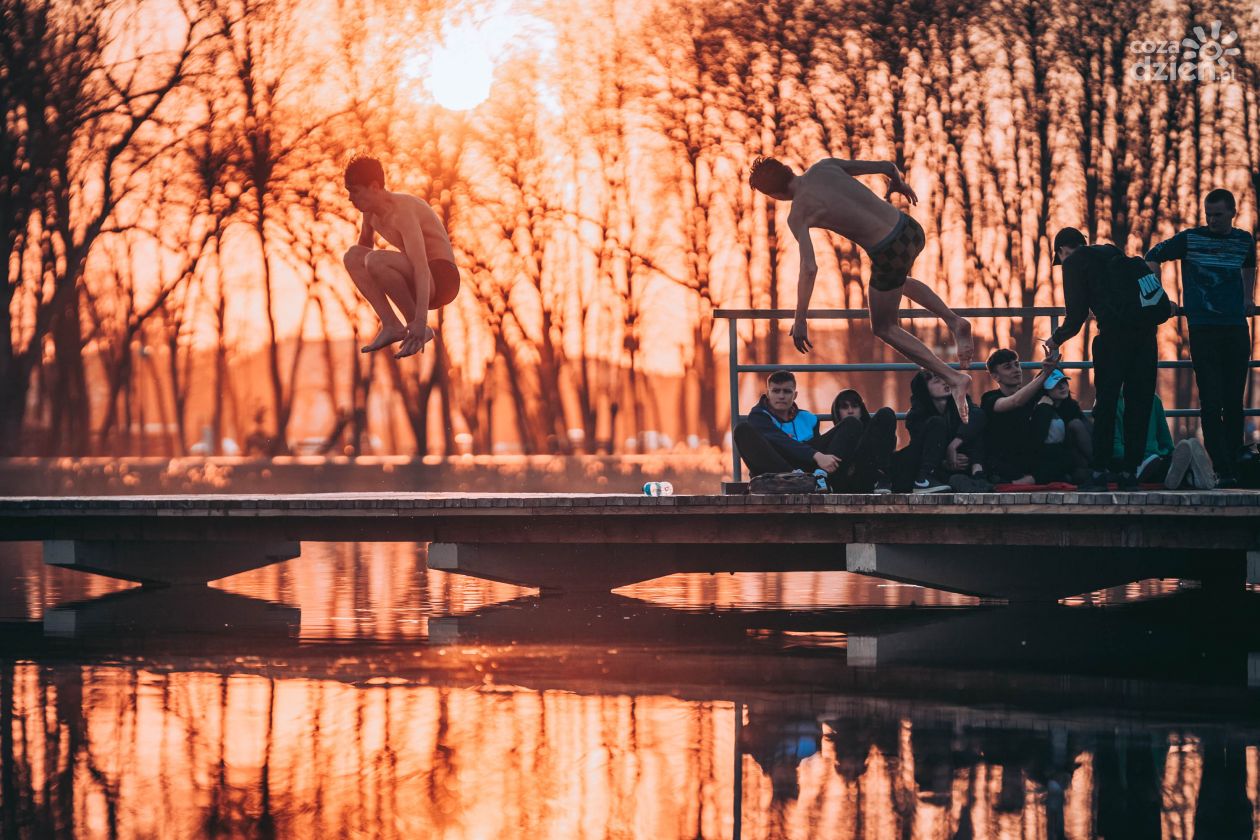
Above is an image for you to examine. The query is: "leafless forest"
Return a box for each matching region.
[4,0,1259,456]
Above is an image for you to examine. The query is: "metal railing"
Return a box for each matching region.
[718,307,1260,482]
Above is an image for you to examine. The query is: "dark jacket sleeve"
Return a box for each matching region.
[1056,397,1085,423]
[904,404,929,440]
[1051,254,1092,346]
[1144,231,1188,264]
[747,410,818,465]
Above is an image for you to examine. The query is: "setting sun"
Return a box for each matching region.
[422,26,494,111]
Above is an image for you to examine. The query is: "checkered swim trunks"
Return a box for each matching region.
[866,212,925,291]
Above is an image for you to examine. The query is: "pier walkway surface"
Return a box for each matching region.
[2,491,1259,600]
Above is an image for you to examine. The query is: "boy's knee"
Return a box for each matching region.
[870,318,893,340]
[343,244,370,271]
[363,248,388,274]
[871,407,896,428]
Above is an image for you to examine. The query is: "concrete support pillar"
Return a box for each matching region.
[43,540,301,585]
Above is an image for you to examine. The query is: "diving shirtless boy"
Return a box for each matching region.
[749,156,974,418]
[342,155,461,358]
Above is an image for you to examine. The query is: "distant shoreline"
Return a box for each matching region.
[0,454,729,496]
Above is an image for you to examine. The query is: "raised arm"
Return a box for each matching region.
[991,359,1058,413]
[789,217,818,354]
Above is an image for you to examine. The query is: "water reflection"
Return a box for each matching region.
[0,541,1257,839]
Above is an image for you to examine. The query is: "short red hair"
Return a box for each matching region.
[344,154,385,189]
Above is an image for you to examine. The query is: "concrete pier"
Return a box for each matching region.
[3,491,1259,597]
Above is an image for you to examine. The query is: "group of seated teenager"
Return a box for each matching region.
[735,350,1215,493]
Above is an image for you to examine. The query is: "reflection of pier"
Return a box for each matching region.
[12,588,1258,724]
[3,492,1259,598]
[4,590,1260,838]
[42,585,300,640]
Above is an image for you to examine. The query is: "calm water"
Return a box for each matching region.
[1,541,1258,839]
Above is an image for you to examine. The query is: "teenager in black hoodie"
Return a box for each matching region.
[894,370,991,492]
[825,389,897,492]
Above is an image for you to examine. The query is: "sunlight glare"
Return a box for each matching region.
[424,26,494,111]
[404,1,555,112]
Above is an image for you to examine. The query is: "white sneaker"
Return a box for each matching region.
[1164,440,1191,489]
[1185,438,1217,489]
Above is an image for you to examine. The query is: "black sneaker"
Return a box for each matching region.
[1077,471,1110,491]
[873,479,893,495]
[1218,475,1240,490]
[1116,471,1140,491]
[912,474,951,494]
[949,473,994,493]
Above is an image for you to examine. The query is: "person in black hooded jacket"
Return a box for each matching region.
[893,370,991,492]
[824,389,897,492]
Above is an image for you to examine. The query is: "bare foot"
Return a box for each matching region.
[945,370,973,423]
[361,325,406,353]
[394,326,435,359]
[951,316,974,372]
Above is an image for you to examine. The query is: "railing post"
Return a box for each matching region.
[728,317,742,482]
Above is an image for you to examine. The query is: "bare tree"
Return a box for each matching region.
[1,0,206,455]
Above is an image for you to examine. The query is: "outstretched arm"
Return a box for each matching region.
[831,159,918,205]
[991,358,1058,413]
[831,159,896,178]
[789,219,818,354]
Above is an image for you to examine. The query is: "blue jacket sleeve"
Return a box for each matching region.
[747,410,818,465]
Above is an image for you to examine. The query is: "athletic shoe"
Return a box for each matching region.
[1165,440,1192,489]
[948,474,994,493]
[1116,471,1140,491]
[873,479,893,495]
[912,476,951,494]
[1217,475,1239,490]
[1077,471,1110,491]
[1185,438,1217,490]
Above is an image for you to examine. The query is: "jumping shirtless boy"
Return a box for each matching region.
[342,155,461,358]
[749,156,974,417]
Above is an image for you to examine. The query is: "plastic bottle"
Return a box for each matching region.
[813,469,829,491]
[642,481,674,496]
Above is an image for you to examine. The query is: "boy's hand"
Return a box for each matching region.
[884,169,919,205]
[945,440,969,471]
[790,317,812,353]
[813,451,840,473]
[395,320,429,358]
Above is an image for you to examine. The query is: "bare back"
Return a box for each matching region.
[787,159,901,251]
[369,192,456,264]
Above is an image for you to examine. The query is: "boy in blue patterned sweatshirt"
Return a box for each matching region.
[1145,189,1257,485]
